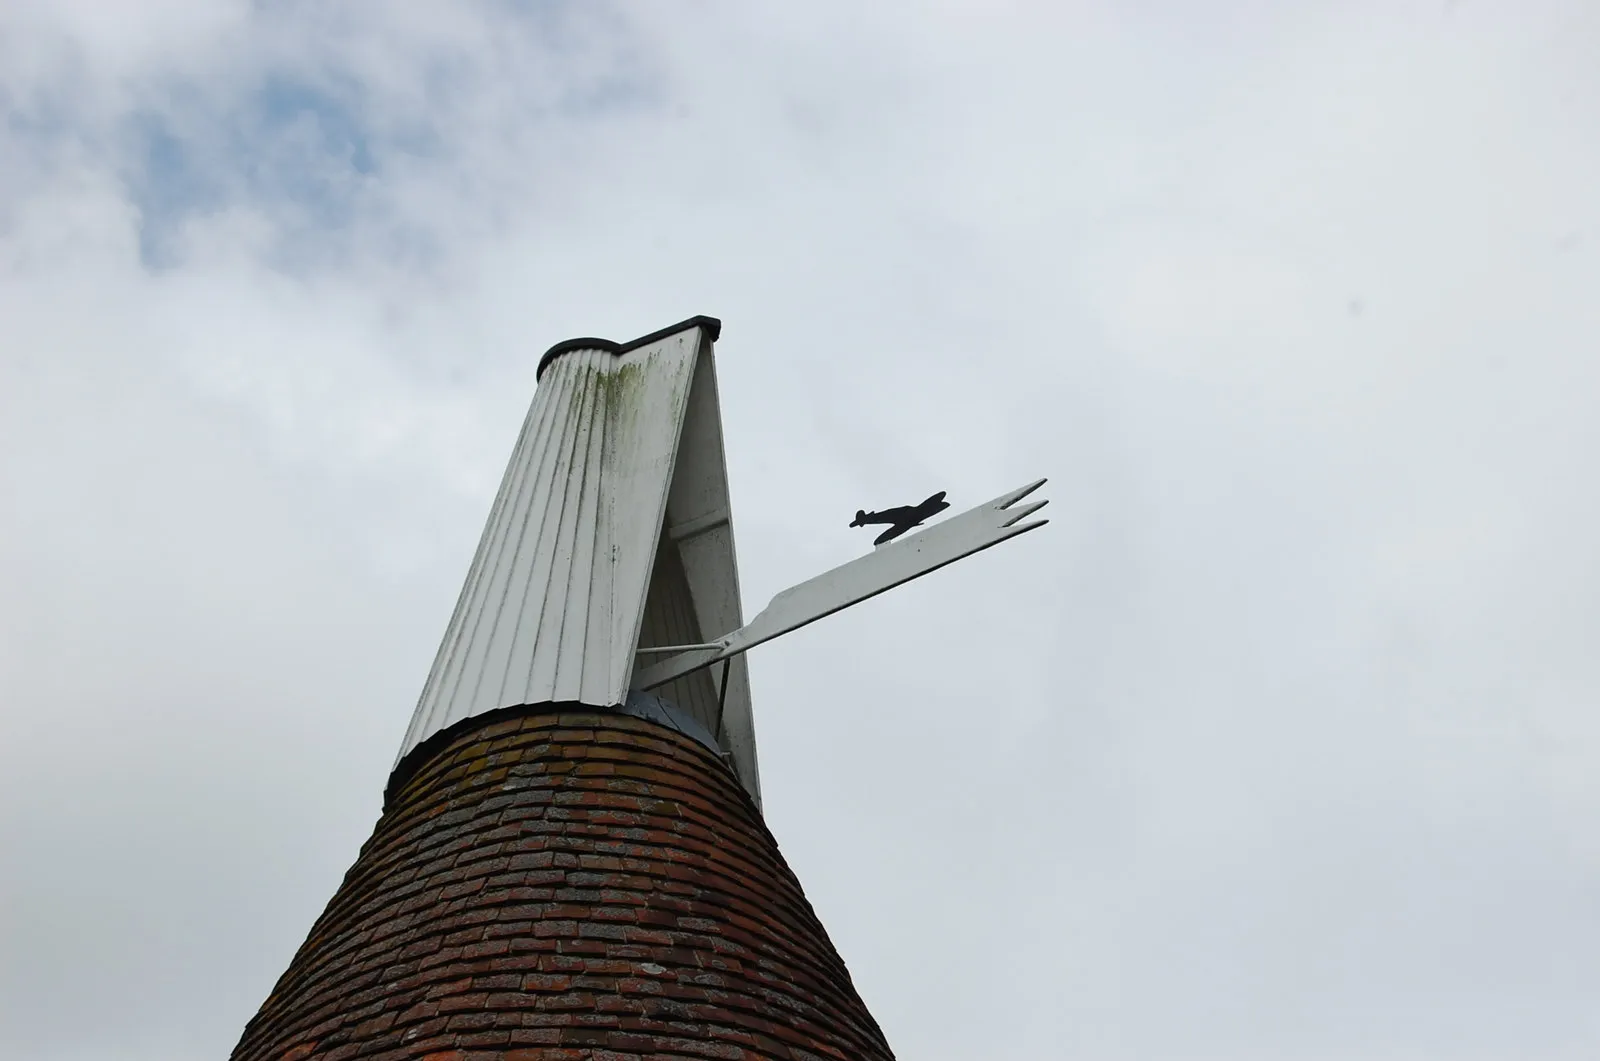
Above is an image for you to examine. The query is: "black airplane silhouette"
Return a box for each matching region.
[849,491,950,546]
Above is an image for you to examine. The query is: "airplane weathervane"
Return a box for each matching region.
[633,478,1049,693]
[849,490,951,546]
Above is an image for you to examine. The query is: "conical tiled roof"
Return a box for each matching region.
[231,708,895,1060]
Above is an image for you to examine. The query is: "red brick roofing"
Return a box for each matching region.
[231,709,896,1061]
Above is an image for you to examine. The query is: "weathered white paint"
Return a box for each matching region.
[394,314,1047,811]
[395,319,762,803]
[647,346,758,797]
[632,478,1050,691]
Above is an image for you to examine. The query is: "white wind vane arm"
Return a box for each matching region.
[632,478,1050,691]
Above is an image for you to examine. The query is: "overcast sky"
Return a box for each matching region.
[3,2,1599,1059]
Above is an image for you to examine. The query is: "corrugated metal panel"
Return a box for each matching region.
[395,328,703,768]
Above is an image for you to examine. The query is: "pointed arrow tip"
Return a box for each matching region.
[998,478,1049,509]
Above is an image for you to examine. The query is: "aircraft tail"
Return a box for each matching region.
[850,509,867,527]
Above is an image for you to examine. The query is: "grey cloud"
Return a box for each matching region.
[3,3,1599,1060]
